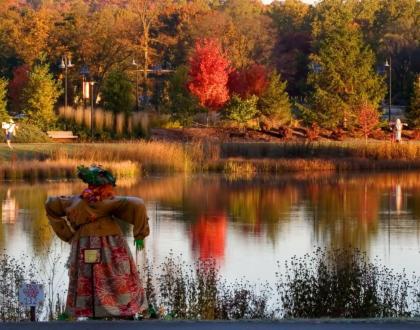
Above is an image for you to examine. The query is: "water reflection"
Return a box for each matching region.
[0,171,420,282]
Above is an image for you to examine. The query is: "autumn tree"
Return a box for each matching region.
[48,2,136,90]
[101,69,134,114]
[228,64,268,98]
[186,1,273,69]
[407,75,420,128]
[129,0,169,85]
[357,103,379,143]
[7,64,29,114]
[221,0,274,68]
[21,62,62,131]
[270,0,312,96]
[0,3,53,66]
[188,39,231,111]
[0,77,10,122]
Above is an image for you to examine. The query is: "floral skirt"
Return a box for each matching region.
[66,235,147,318]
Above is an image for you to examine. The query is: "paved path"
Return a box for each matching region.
[1,320,420,330]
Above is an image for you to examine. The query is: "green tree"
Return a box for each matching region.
[224,94,258,129]
[0,77,10,122]
[21,63,62,131]
[307,0,385,129]
[101,69,134,114]
[167,65,200,127]
[407,75,420,128]
[258,72,291,127]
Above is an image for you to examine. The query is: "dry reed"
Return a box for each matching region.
[1,139,420,182]
[50,142,194,172]
[0,159,140,181]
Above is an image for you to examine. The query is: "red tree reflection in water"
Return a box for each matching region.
[191,214,227,262]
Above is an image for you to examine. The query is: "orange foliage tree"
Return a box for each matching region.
[357,103,379,142]
[187,38,231,111]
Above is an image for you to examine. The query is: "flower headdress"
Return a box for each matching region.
[76,165,116,187]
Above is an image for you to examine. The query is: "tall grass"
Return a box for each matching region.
[1,140,419,181]
[0,159,139,181]
[49,142,195,173]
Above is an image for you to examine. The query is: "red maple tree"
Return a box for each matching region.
[8,64,30,112]
[188,38,231,111]
[228,63,268,98]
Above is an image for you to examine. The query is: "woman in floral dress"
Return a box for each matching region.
[45,165,149,318]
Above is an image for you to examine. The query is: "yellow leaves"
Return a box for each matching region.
[1,7,53,65]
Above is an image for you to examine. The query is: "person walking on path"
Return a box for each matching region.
[2,119,17,149]
[45,165,150,319]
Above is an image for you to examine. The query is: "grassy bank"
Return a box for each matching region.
[0,140,419,180]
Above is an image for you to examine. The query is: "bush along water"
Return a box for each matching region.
[276,248,413,318]
[144,249,420,320]
[146,255,273,320]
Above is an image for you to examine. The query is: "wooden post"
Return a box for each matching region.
[92,263,95,318]
[30,306,36,322]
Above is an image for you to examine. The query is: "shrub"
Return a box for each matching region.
[306,123,320,141]
[13,122,50,143]
[330,128,345,141]
[223,95,258,129]
[412,129,420,141]
[278,126,292,140]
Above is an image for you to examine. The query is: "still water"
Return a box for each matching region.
[1,171,420,287]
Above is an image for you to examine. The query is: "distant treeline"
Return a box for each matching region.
[0,0,419,131]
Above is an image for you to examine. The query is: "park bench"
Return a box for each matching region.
[47,131,78,142]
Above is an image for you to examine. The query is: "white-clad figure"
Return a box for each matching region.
[2,119,17,149]
[393,118,408,143]
[395,118,403,142]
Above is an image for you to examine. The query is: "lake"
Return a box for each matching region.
[1,171,420,289]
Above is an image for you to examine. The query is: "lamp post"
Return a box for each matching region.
[132,59,140,111]
[59,55,74,114]
[89,81,95,140]
[384,58,392,122]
